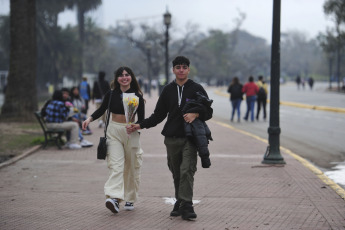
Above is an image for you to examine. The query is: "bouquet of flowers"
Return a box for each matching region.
[123,93,139,142]
[65,101,78,117]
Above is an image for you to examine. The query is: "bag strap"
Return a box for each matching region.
[103,90,113,137]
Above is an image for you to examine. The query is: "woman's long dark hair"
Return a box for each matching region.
[70,86,81,100]
[112,66,143,96]
[230,76,240,86]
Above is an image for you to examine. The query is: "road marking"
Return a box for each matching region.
[144,154,260,158]
[163,197,200,205]
[211,120,345,200]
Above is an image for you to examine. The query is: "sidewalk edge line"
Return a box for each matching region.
[214,89,345,113]
[0,145,41,170]
[211,120,345,200]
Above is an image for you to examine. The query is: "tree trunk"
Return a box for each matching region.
[77,5,85,81]
[0,0,37,121]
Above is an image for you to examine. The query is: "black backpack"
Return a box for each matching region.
[257,87,266,99]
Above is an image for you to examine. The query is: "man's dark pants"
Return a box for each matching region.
[256,97,267,119]
[164,137,197,204]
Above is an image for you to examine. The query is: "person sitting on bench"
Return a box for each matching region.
[44,89,82,149]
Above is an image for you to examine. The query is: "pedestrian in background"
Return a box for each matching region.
[83,66,145,214]
[242,76,259,122]
[296,75,301,90]
[70,86,92,135]
[62,87,93,147]
[92,71,111,128]
[256,76,268,121]
[79,76,91,114]
[308,77,314,90]
[227,77,243,122]
[301,78,306,90]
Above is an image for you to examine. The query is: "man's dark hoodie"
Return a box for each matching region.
[140,79,213,138]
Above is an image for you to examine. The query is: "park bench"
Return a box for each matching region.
[34,111,65,149]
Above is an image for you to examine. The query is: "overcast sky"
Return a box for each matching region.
[0,0,334,43]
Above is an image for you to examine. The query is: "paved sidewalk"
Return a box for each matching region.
[1,90,345,230]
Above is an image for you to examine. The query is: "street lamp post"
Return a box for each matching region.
[262,0,286,165]
[163,10,171,86]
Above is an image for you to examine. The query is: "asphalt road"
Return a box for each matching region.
[207,82,345,170]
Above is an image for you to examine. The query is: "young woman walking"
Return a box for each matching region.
[82,66,145,214]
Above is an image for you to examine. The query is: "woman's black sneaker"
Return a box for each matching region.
[170,200,181,216]
[124,202,134,211]
[105,198,119,213]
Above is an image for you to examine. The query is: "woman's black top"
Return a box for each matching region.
[90,88,145,123]
[227,83,243,100]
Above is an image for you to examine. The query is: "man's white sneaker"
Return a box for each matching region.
[68,143,82,149]
[80,139,93,147]
[105,198,119,213]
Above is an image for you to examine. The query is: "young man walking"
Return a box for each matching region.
[127,56,213,220]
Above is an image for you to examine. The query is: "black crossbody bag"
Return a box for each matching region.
[97,90,113,160]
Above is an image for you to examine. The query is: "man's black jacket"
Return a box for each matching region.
[182,92,213,168]
[140,79,213,137]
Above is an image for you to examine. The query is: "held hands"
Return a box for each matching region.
[126,123,141,134]
[183,113,199,123]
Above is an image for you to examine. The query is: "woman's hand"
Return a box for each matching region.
[183,113,199,123]
[82,117,92,130]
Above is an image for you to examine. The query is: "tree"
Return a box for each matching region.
[193,30,229,84]
[0,16,10,70]
[111,21,165,91]
[36,0,69,90]
[66,0,102,80]
[0,0,37,121]
[324,0,345,90]
[318,31,338,88]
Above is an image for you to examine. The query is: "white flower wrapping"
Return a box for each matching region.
[122,93,139,124]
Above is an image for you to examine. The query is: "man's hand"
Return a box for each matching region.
[126,123,141,134]
[183,113,199,123]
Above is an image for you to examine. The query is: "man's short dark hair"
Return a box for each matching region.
[172,56,190,67]
[98,71,106,80]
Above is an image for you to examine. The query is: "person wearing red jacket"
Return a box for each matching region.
[242,76,259,121]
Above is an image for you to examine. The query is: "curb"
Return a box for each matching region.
[214,89,345,113]
[211,120,345,200]
[279,101,345,113]
[0,145,41,170]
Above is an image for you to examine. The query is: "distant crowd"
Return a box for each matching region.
[227,75,268,122]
